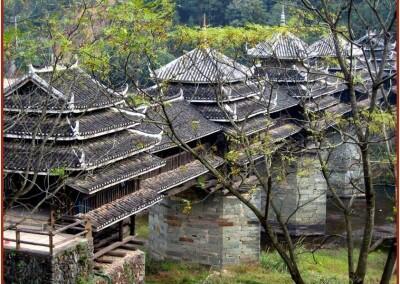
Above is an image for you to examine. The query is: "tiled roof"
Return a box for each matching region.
[247,32,308,59]
[153,48,252,83]
[146,81,262,103]
[83,155,224,231]
[222,115,274,136]
[308,34,363,58]
[308,103,352,130]
[141,155,224,193]
[84,187,163,231]
[4,67,125,113]
[138,99,222,153]
[4,108,143,140]
[194,88,298,122]
[4,130,160,173]
[269,122,303,142]
[304,95,340,112]
[66,153,166,194]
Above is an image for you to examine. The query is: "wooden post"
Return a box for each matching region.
[129,215,135,236]
[15,227,20,250]
[118,221,124,242]
[84,217,92,239]
[49,230,53,255]
[49,210,55,255]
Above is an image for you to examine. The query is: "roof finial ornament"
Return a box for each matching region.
[200,13,209,48]
[202,13,207,30]
[280,4,286,26]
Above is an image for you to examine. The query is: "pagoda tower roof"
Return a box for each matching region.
[153,48,252,84]
[247,32,309,60]
[308,34,363,58]
[4,65,128,113]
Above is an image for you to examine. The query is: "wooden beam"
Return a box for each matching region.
[93,235,135,259]
[105,251,126,257]
[95,258,113,264]
[120,243,137,250]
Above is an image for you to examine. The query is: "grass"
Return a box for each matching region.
[145,249,394,284]
[136,214,150,239]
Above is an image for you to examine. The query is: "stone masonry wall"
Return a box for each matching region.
[5,238,93,284]
[148,188,261,267]
[327,132,364,197]
[95,250,145,284]
[268,152,327,235]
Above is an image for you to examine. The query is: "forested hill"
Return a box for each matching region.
[5,0,392,34]
[175,0,283,26]
[4,0,282,26]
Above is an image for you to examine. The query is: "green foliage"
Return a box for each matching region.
[197,175,206,189]
[225,150,240,163]
[364,109,396,135]
[49,167,67,178]
[126,94,151,108]
[181,199,192,215]
[260,250,288,273]
[145,248,394,283]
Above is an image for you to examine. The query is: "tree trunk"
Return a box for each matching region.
[380,239,396,284]
[353,145,375,283]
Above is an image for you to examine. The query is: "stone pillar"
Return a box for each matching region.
[327,132,364,198]
[148,187,261,267]
[268,151,327,235]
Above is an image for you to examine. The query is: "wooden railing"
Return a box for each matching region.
[4,212,92,255]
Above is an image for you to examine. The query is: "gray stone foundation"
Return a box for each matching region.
[94,250,145,284]
[268,152,327,235]
[148,187,261,267]
[5,238,93,284]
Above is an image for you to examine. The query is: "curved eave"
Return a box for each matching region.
[209,109,269,123]
[150,128,222,153]
[142,157,225,194]
[186,91,261,104]
[67,161,166,195]
[4,123,140,141]
[248,51,307,60]
[4,143,160,175]
[86,195,163,232]
[154,78,248,85]
[3,100,125,114]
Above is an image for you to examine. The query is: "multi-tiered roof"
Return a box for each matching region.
[356,31,396,73]
[248,28,353,133]
[4,64,168,231]
[152,47,301,142]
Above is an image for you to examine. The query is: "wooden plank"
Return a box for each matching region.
[120,243,137,250]
[12,240,51,248]
[15,228,51,236]
[105,251,126,257]
[93,235,135,259]
[54,220,83,234]
[52,230,87,246]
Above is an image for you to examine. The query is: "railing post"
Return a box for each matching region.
[84,217,92,240]
[49,210,55,255]
[15,226,20,250]
[49,230,53,255]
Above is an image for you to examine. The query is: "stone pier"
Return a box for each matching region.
[148,187,261,267]
[268,151,327,235]
[327,132,364,198]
